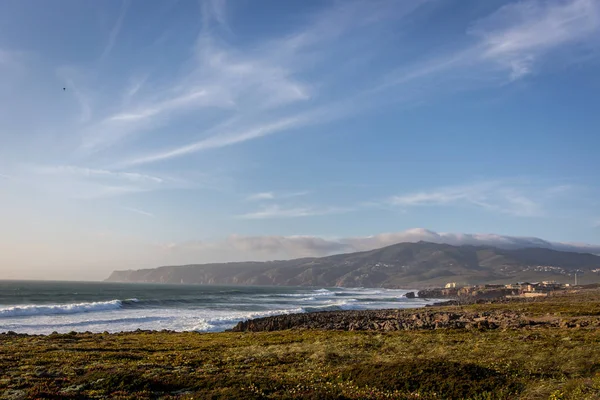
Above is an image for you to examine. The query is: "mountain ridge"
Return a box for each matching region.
[105,241,600,287]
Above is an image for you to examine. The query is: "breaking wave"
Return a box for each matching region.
[0,299,138,318]
[192,307,306,332]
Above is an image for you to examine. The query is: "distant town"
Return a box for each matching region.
[419,280,583,301]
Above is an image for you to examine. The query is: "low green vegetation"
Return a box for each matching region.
[1,291,600,399]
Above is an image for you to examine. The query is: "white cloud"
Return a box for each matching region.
[75,0,600,166]
[237,181,571,221]
[545,184,576,196]
[472,0,600,79]
[118,114,307,167]
[340,228,600,254]
[246,190,309,202]
[108,90,209,123]
[237,204,353,219]
[122,206,154,217]
[122,74,149,106]
[23,165,174,199]
[94,0,427,165]
[202,0,229,30]
[389,181,544,217]
[285,191,311,198]
[383,0,600,88]
[79,87,218,153]
[80,25,314,154]
[274,0,429,53]
[33,165,164,184]
[246,192,275,201]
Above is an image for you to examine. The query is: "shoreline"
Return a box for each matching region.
[3,289,596,337]
[0,284,427,335]
[0,301,438,337]
[2,287,597,337]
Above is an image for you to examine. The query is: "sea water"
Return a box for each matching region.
[0,280,432,334]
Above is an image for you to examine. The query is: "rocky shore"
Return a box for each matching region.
[230,306,598,332]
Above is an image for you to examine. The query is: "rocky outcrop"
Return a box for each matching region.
[229,308,599,332]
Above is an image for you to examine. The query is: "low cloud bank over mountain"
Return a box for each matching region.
[162,228,600,264]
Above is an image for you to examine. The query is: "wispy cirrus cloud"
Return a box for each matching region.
[122,206,154,217]
[101,0,131,60]
[115,0,600,169]
[201,0,229,31]
[246,191,309,202]
[384,0,600,87]
[88,0,427,165]
[122,74,149,106]
[117,114,307,167]
[237,204,353,219]
[79,38,313,155]
[33,165,164,184]
[23,165,174,199]
[246,192,275,201]
[472,0,600,80]
[238,180,574,220]
[388,181,545,217]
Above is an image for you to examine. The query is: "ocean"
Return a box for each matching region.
[0,281,433,334]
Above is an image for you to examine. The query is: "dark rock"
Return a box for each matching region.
[227,305,577,333]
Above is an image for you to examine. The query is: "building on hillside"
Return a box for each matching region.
[541,280,558,285]
[505,283,521,290]
[445,282,457,288]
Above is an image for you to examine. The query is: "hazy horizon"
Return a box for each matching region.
[1,0,599,280]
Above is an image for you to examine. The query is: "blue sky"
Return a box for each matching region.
[1,0,599,280]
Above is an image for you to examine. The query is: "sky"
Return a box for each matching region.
[0,0,599,280]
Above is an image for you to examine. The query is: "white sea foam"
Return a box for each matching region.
[279,289,336,298]
[0,300,123,318]
[0,286,432,334]
[192,307,306,332]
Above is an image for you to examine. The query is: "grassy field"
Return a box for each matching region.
[1,291,599,399]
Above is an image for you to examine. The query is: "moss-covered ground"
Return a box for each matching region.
[1,290,599,399]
